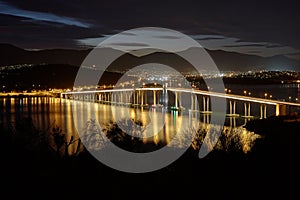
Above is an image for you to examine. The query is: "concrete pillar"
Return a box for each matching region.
[153,90,157,106]
[138,90,140,105]
[233,101,236,115]
[206,97,209,112]
[179,92,182,108]
[194,94,198,110]
[141,91,144,105]
[175,92,178,108]
[118,93,122,103]
[248,103,251,117]
[203,96,206,112]
[126,92,129,103]
[276,104,287,116]
[111,93,114,102]
[230,117,236,127]
[191,94,194,110]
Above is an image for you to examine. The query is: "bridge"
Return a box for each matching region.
[61,86,300,119]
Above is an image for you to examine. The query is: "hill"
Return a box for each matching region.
[1,44,299,72]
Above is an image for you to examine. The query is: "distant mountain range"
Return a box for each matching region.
[0,43,299,72]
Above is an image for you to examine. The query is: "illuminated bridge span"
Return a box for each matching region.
[61,87,300,119]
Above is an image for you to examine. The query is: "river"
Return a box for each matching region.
[0,83,299,156]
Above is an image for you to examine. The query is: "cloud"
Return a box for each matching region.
[106,42,150,47]
[77,36,110,47]
[223,44,266,48]
[152,35,183,39]
[119,32,137,36]
[265,44,285,48]
[1,0,299,58]
[194,36,300,57]
[0,1,92,28]
[77,36,150,48]
[284,53,300,60]
[223,43,286,48]
[191,35,225,40]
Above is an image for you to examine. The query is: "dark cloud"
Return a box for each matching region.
[265,44,285,48]
[152,35,182,39]
[246,50,262,54]
[223,44,266,48]
[0,13,102,49]
[196,37,225,40]
[119,32,137,36]
[107,42,149,47]
[0,1,92,28]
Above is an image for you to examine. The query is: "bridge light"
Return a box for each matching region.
[269,95,272,99]
[248,92,251,96]
[264,93,268,98]
[244,90,247,95]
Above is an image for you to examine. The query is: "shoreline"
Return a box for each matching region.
[0,92,57,98]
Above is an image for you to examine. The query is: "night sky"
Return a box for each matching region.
[1,0,300,59]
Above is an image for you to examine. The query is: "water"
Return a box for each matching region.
[0,97,258,156]
[1,83,299,156]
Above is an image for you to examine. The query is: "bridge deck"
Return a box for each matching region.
[61,87,300,107]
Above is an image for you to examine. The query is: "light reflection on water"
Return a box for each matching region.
[0,97,260,155]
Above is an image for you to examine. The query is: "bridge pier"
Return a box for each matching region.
[140,90,144,106]
[175,92,178,108]
[276,104,286,116]
[243,102,253,118]
[118,93,122,104]
[126,92,130,105]
[190,94,198,111]
[172,91,182,110]
[111,93,116,104]
[137,90,140,105]
[143,90,148,106]
[229,116,236,127]
[202,96,211,114]
[133,90,136,105]
[260,104,267,119]
[153,90,157,106]
[227,100,238,117]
